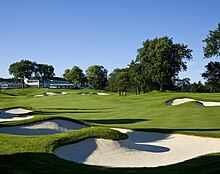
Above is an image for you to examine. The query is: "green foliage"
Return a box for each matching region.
[202,61,220,92]
[203,23,220,58]
[107,68,123,92]
[107,68,131,96]
[135,36,192,91]
[86,65,107,90]
[9,59,35,84]
[115,68,131,96]
[35,63,55,80]
[8,60,55,88]
[63,66,86,86]
[175,78,191,92]
[129,60,154,94]
[190,81,205,93]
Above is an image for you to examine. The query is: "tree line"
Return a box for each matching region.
[6,23,220,94]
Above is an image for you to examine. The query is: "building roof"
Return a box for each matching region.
[0,78,22,82]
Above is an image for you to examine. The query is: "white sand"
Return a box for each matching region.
[0,108,34,122]
[167,98,220,106]
[97,93,110,96]
[0,116,35,122]
[54,128,220,168]
[35,94,44,97]
[46,92,67,96]
[46,92,58,96]
[0,119,88,135]
[199,101,220,106]
[166,98,196,106]
[4,108,32,115]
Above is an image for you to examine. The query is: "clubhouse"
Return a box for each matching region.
[0,77,74,89]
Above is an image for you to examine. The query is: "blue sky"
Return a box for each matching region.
[0,0,220,82]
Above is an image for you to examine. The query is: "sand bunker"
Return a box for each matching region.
[167,98,220,106]
[0,108,34,122]
[79,92,109,96]
[54,128,220,168]
[96,93,110,96]
[45,92,67,96]
[0,119,88,135]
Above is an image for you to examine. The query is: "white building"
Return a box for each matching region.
[0,77,74,89]
[0,79,23,89]
[24,79,41,88]
[24,77,74,89]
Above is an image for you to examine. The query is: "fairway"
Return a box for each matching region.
[1,88,220,173]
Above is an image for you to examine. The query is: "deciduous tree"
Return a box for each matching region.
[203,23,220,58]
[202,61,220,92]
[9,60,35,87]
[63,66,86,87]
[86,65,107,90]
[136,36,192,91]
[35,64,55,87]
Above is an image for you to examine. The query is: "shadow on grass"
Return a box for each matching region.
[31,107,114,116]
[0,92,18,96]
[43,107,114,111]
[33,110,105,115]
[83,118,149,124]
[0,152,220,174]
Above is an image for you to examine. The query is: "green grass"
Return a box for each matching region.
[1,88,220,173]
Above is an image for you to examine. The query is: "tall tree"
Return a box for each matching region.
[107,68,123,92]
[63,66,86,87]
[136,36,192,91]
[35,64,55,87]
[86,65,107,90]
[115,68,131,96]
[9,59,35,87]
[203,23,220,58]
[129,60,153,94]
[202,61,220,92]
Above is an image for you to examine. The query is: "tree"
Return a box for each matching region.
[175,78,191,92]
[86,65,108,90]
[63,66,86,87]
[115,68,131,96]
[35,64,55,87]
[129,60,153,94]
[190,81,205,93]
[203,23,220,58]
[9,59,35,87]
[107,68,123,92]
[202,61,220,92]
[136,36,192,91]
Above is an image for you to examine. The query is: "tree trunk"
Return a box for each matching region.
[22,79,25,88]
[136,87,140,95]
[159,84,163,92]
[118,90,121,96]
[210,85,214,93]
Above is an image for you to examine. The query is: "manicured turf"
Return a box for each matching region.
[0,88,220,173]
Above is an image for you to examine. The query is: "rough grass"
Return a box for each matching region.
[1,88,220,173]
